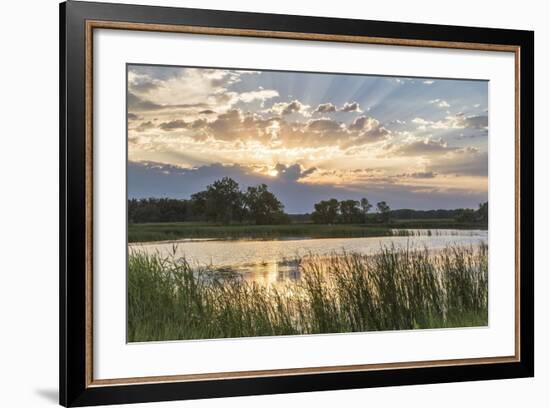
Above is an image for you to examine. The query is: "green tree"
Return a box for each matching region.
[311,199,339,224]
[190,190,208,219]
[477,201,488,224]
[244,184,288,225]
[192,177,245,224]
[128,198,190,223]
[339,200,362,224]
[360,197,372,223]
[456,208,476,223]
[376,201,391,224]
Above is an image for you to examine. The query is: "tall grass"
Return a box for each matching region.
[128,244,488,342]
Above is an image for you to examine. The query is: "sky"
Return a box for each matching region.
[127,64,488,213]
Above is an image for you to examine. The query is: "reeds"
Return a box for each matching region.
[128,243,488,342]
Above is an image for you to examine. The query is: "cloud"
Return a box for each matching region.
[128,92,162,111]
[397,171,437,179]
[293,116,388,147]
[128,70,162,93]
[270,100,310,116]
[411,113,488,131]
[349,116,379,132]
[128,66,279,116]
[307,118,343,132]
[429,99,450,108]
[393,138,455,156]
[347,116,390,142]
[274,163,317,182]
[340,101,363,112]
[129,67,236,107]
[128,92,210,112]
[134,121,155,132]
[388,134,487,177]
[237,88,279,103]
[429,149,488,177]
[163,107,391,149]
[128,67,391,154]
[441,113,488,130]
[128,161,323,212]
[412,117,431,126]
[159,119,188,131]
[461,115,488,129]
[311,101,365,115]
[206,109,248,141]
[183,108,275,143]
[128,160,487,212]
[127,65,488,211]
[455,132,486,140]
[313,103,337,114]
[188,109,280,143]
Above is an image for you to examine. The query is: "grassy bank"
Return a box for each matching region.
[128,221,487,243]
[128,244,488,342]
[128,222,393,243]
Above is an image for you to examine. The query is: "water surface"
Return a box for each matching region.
[130,229,487,286]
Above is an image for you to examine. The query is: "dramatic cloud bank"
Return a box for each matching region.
[127,65,489,211]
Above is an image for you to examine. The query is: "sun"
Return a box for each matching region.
[267,169,279,177]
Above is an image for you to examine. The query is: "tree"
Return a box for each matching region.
[311,199,339,224]
[190,190,208,220]
[192,177,246,223]
[128,198,190,223]
[339,200,362,224]
[477,201,488,224]
[189,179,294,225]
[454,202,488,224]
[360,198,372,223]
[456,208,476,223]
[376,201,391,224]
[244,184,288,225]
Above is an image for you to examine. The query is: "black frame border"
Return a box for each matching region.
[60,1,534,406]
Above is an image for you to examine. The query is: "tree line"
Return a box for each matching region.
[310,198,391,224]
[129,177,289,225]
[309,200,488,225]
[456,201,488,224]
[128,177,488,226]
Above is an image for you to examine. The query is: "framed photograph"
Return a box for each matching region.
[60,1,534,406]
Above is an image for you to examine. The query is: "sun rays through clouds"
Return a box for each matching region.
[128,64,488,212]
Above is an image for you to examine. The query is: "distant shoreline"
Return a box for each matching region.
[128,221,488,244]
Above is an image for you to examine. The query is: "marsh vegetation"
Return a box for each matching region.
[128,243,488,342]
